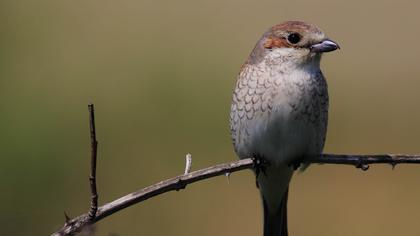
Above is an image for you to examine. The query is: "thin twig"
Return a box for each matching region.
[311,154,420,170]
[88,104,98,220]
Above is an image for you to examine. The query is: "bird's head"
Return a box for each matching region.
[247,21,339,69]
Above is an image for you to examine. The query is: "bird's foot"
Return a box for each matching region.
[252,156,270,188]
[289,159,303,170]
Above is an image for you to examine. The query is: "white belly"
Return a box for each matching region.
[235,105,320,166]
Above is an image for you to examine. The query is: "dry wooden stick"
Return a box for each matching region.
[51,104,420,236]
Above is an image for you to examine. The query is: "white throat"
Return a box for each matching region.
[264,48,322,74]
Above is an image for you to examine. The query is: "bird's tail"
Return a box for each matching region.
[262,187,289,236]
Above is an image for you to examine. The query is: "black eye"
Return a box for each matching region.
[287,33,301,44]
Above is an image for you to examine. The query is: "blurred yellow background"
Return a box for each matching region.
[1,0,420,235]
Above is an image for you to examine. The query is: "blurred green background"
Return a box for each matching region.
[1,0,420,235]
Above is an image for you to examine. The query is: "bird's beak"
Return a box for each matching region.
[310,39,340,53]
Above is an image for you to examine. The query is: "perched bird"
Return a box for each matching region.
[229,21,339,236]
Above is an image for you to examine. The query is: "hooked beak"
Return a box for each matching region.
[310,39,340,53]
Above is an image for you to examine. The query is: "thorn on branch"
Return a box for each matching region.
[354,158,370,171]
[357,164,370,171]
[390,162,397,170]
[64,212,71,225]
[225,172,231,184]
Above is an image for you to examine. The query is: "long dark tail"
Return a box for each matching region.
[262,187,289,236]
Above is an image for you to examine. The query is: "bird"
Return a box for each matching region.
[229,21,339,236]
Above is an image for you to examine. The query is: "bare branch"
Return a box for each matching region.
[53,154,420,236]
[51,105,420,236]
[52,153,420,236]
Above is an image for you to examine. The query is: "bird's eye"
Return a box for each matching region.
[287,33,301,44]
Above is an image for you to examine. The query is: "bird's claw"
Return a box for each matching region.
[289,158,303,170]
[252,156,271,188]
[289,159,302,170]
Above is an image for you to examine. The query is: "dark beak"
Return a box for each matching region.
[310,39,340,53]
